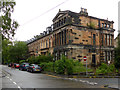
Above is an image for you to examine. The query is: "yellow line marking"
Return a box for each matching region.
[46,74,61,78]
[73,76,77,78]
[101,85,106,88]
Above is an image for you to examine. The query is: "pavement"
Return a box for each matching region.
[0,65,2,90]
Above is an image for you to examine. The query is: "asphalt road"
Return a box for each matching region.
[1,65,119,89]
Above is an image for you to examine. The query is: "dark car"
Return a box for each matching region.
[19,63,30,71]
[27,64,42,73]
[8,63,12,67]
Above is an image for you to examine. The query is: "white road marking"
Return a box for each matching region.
[13,82,17,85]
[86,81,89,83]
[18,86,21,88]
[68,78,98,86]
[89,82,95,85]
[7,77,22,89]
[74,79,78,81]
[94,82,98,85]
[79,80,82,82]
[6,76,9,78]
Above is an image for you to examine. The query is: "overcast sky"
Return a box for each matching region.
[12,0,120,41]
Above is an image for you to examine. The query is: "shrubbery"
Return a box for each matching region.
[19,60,26,64]
[26,55,117,76]
[40,62,54,72]
[39,56,94,75]
[39,56,74,75]
[55,56,74,75]
[73,60,93,73]
[27,54,53,64]
[96,63,116,75]
[55,59,65,74]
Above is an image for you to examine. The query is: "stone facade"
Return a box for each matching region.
[27,8,115,66]
[114,33,120,48]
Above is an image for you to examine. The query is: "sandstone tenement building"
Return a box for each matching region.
[27,8,115,66]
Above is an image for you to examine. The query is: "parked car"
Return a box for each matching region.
[14,63,20,68]
[8,63,12,67]
[19,63,30,71]
[27,64,42,73]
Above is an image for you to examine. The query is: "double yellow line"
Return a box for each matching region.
[45,74,62,78]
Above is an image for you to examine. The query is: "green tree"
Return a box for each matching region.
[114,37,120,72]
[0,1,19,39]
[8,41,29,63]
[0,1,19,64]
[2,38,12,64]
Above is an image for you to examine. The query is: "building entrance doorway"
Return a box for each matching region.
[92,54,96,65]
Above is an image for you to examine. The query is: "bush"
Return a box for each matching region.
[65,59,74,75]
[27,54,53,64]
[27,56,36,64]
[73,60,83,66]
[73,61,93,73]
[55,56,74,75]
[19,60,26,64]
[55,59,65,74]
[40,62,54,72]
[96,63,116,75]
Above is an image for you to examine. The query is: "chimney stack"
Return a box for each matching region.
[80,7,88,16]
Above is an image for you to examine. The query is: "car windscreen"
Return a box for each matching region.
[25,64,29,66]
[34,65,40,68]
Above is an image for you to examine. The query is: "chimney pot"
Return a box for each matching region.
[81,7,84,12]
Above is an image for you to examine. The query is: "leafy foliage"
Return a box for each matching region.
[55,56,74,75]
[9,41,29,63]
[27,54,53,64]
[39,56,93,75]
[19,60,26,64]
[55,59,65,74]
[73,60,93,73]
[96,63,116,75]
[2,41,29,64]
[0,1,19,39]
[40,62,54,72]
[2,39,12,64]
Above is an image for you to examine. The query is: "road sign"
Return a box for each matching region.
[83,56,87,61]
[83,56,87,76]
